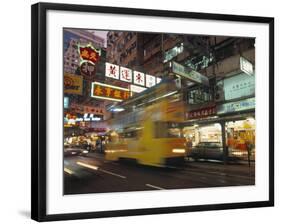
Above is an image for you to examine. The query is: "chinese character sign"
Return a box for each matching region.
[146,74,156,87]
[120,67,133,83]
[91,82,130,102]
[133,71,145,86]
[105,62,120,80]
[186,106,216,119]
[79,45,101,64]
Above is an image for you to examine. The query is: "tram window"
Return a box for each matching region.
[154,122,182,138]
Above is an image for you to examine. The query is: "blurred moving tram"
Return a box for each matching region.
[105,80,187,168]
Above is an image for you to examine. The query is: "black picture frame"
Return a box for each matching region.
[31,2,274,222]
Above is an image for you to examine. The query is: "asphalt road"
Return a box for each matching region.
[64,152,255,195]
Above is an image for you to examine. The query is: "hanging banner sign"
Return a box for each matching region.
[172,61,209,86]
[105,62,120,80]
[64,73,83,95]
[91,82,130,102]
[120,66,133,83]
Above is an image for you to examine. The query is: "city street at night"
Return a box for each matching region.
[64,152,255,194]
[63,29,256,194]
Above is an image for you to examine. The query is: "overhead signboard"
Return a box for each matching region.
[146,74,156,87]
[133,71,145,86]
[91,82,130,102]
[240,56,254,76]
[156,77,162,84]
[172,61,209,86]
[105,62,119,80]
[64,73,83,95]
[120,66,133,83]
[79,44,101,65]
[217,97,255,114]
[223,73,255,100]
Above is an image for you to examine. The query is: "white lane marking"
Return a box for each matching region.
[99,169,126,179]
[145,184,165,190]
[76,161,126,179]
[76,161,98,170]
[64,167,74,175]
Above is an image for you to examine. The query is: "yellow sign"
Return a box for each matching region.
[91,82,130,102]
[64,73,83,95]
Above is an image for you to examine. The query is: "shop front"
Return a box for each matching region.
[182,97,255,163]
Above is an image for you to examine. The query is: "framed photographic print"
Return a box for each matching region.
[31,2,274,222]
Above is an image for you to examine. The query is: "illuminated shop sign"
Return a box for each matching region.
[172,61,209,86]
[64,73,83,95]
[130,84,147,93]
[105,62,120,80]
[240,57,254,76]
[217,97,255,114]
[156,77,162,84]
[120,66,133,83]
[223,73,255,100]
[146,74,156,87]
[91,82,130,102]
[64,97,69,109]
[70,103,104,115]
[133,71,145,86]
[105,63,160,88]
[186,105,216,120]
[79,44,101,65]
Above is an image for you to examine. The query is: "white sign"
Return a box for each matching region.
[133,71,145,86]
[224,73,255,100]
[240,57,254,76]
[105,62,119,80]
[146,74,156,87]
[120,66,133,83]
[156,77,162,84]
[130,84,147,93]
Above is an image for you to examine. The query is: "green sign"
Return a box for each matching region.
[172,61,209,86]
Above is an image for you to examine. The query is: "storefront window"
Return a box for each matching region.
[226,118,255,153]
[183,123,222,146]
[154,121,182,138]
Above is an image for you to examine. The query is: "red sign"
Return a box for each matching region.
[79,45,100,64]
[91,82,130,102]
[186,106,216,120]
